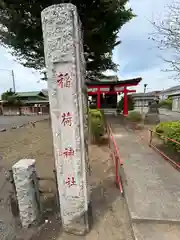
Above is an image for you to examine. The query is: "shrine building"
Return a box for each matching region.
[86,76,142,115]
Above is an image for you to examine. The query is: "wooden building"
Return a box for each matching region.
[0,91,49,116]
[159,85,180,112]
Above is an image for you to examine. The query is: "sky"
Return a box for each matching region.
[0,0,178,94]
[109,0,178,92]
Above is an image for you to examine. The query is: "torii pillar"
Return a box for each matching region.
[122,87,136,116]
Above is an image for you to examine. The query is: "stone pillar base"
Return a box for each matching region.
[144,113,160,124]
[63,201,93,236]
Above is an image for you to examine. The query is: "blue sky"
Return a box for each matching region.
[0,0,177,94]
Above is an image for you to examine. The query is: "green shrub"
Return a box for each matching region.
[117,95,134,113]
[89,109,105,142]
[155,121,180,152]
[166,128,180,152]
[155,122,170,134]
[155,121,180,134]
[159,98,172,110]
[89,103,97,109]
[127,111,142,122]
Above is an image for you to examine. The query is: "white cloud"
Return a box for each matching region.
[0,0,177,95]
[0,46,47,94]
[112,0,177,92]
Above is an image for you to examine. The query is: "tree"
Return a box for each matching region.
[2,88,18,103]
[1,88,23,114]
[159,97,172,110]
[151,1,180,79]
[0,0,134,78]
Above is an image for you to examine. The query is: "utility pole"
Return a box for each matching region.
[0,69,16,92]
[141,83,148,115]
[11,70,16,92]
[144,84,147,94]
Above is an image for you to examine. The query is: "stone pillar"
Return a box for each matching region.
[41,4,91,235]
[12,159,39,228]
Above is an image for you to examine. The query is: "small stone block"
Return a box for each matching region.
[12,159,39,228]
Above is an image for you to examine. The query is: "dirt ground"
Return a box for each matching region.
[0,120,55,177]
[0,119,134,240]
[0,115,49,130]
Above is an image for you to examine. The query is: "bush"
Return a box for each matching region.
[117,95,134,113]
[89,108,105,142]
[155,121,180,134]
[159,98,172,110]
[127,111,142,122]
[155,121,180,152]
[89,103,97,109]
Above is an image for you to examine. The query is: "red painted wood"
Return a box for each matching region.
[97,87,101,109]
[88,90,136,95]
[88,83,139,89]
[88,83,137,115]
[123,87,128,116]
[108,124,124,194]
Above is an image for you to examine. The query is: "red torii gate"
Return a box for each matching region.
[87,77,142,115]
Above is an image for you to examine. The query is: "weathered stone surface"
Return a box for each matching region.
[41,3,91,235]
[144,101,160,124]
[148,101,160,114]
[0,221,16,240]
[12,159,39,228]
[144,113,160,124]
[0,129,6,132]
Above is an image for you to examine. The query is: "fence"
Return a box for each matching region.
[2,106,49,116]
[107,123,124,195]
[149,129,180,170]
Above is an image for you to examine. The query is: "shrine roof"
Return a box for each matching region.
[86,77,142,86]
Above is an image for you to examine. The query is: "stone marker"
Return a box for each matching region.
[144,100,160,124]
[41,3,91,235]
[12,159,39,228]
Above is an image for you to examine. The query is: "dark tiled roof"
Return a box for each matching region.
[131,91,160,98]
[17,91,47,99]
[86,77,142,86]
[17,91,41,97]
[41,89,48,97]
[161,85,180,94]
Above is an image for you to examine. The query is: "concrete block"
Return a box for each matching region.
[12,159,39,228]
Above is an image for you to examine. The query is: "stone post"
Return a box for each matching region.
[12,159,39,228]
[41,4,91,235]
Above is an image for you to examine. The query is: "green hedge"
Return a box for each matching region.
[155,121,180,152]
[89,108,105,142]
[127,111,142,122]
[159,98,172,110]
